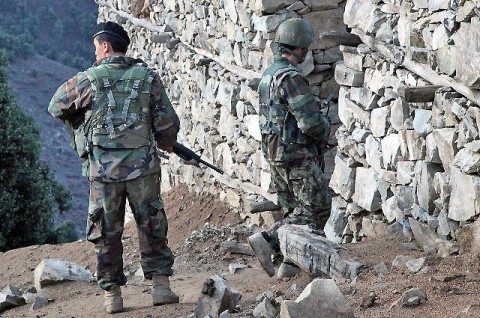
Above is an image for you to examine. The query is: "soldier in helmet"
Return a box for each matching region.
[248,18,332,278]
[48,21,180,314]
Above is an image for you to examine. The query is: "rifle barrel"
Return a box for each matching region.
[198,158,224,174]
[172,142,224,174]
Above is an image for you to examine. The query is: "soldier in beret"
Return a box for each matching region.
[48,21,180,314]
[248,18,332,278]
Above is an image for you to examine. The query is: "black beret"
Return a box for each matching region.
[92,21,130,46]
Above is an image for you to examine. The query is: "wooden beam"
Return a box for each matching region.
[352,29,480,105]
[97,0,168,34]
[220,241,255,256]
[249,200,281,213]
[97,0,261,80]
[278,224,367,281]
[398,85,443,102]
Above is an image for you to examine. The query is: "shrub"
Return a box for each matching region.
[50,221,79,244]
[0,51,72,251]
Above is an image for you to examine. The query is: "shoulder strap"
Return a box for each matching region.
[269,66,300,101]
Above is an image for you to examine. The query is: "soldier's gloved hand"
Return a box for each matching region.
[156,141,174,153]
[316,141,327,172]
[163,146,174,153]
[317,154,326,172]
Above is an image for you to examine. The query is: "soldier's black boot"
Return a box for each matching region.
[248,232,275,277]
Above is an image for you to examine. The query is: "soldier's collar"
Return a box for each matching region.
[274,56,295,65]
[93,56,135,67]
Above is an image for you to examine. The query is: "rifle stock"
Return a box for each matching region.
[172,142,224,174]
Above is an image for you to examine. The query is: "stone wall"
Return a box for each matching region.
[326,0,480,248]
[95,0,349,224]
[95,0,480,247]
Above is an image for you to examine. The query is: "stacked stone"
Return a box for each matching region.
[97,0,348,222]
[327,0,480,244]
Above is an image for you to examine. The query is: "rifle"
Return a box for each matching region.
[172,142,224,174]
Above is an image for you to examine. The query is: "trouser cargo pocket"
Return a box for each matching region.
[149,199,167,238]
[87,207,104,243]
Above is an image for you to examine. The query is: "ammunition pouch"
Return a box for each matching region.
[73,126,91,159]
[64,110,92,159]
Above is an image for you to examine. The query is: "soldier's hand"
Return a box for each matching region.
[317,155,326,172]
[316,143,327,172]
[162,146,174,153]
[156,141,174,153]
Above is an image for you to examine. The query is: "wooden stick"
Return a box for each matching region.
[96,0,261,80]
[352,29,480,105]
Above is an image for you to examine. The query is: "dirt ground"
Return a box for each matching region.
[1,183,480,318]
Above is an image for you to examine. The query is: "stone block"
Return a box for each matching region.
[335,63,365,87]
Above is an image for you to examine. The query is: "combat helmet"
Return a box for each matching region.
[274,18,314,49]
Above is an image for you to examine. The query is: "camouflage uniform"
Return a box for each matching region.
[258,56,331,249]
[48,56,179,291]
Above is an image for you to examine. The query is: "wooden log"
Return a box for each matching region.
[97,0,261,81]
[318,31,362,48]
[97,0,167,34]
[220,241,255,256]
[278,224,367,281]
[249,200,281,213]
[398,85,443,102]
[351,28,480,106]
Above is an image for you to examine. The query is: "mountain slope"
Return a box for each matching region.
[6,55,90,236]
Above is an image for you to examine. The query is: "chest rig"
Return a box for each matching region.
[258,60,316,162]
[85,63,154,149]
[259,63,312,145]
[259,65,298,140]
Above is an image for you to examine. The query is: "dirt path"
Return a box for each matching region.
[2,184,480,317]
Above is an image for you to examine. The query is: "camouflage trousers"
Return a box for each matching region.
[267,158,332,250]
[87,172,174,291]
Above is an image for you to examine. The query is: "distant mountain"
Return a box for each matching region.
[0,0,98,69]
[1,1,99,237]
[6,55,90,236]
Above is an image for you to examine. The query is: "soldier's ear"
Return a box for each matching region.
[103,41,110,52]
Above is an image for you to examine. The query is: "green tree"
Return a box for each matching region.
[0,50,73,251]
[0,0,97,69]
[50,221,79,244]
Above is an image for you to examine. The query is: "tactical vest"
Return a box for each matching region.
[84,63,154,149]
[258,59,316,162]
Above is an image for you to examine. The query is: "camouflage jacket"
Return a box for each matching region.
[258,56,330,163]
[48,56,180,182]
